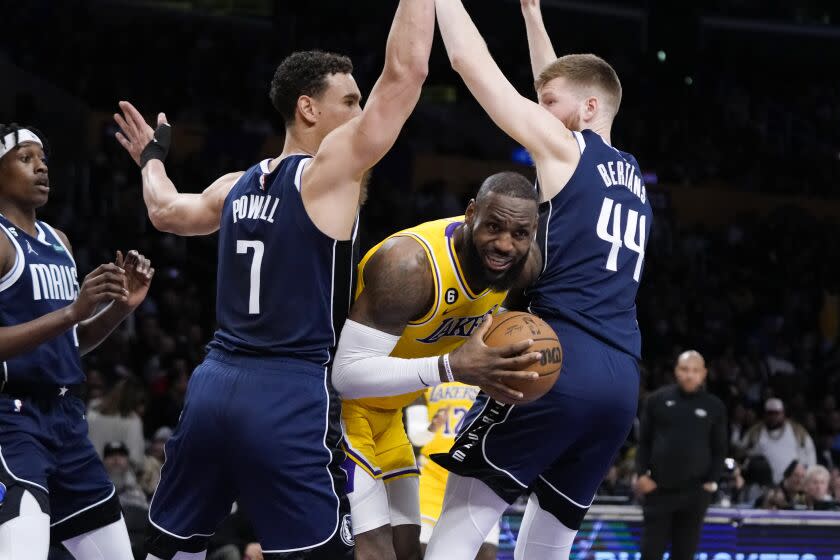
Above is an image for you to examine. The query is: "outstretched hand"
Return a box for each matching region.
[114,101,168,167]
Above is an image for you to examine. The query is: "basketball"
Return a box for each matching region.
[482,311,563,403]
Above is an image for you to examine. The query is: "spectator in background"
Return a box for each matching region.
[102,441,149,554]
[758,459,806,509]
[804,465,838,510]
[733,455,774,506]
[87,376,147,469]
[742,398,817,483]
[635,351,727,560]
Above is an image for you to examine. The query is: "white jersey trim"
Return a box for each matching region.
[0,221,25,292]
[294,157,313,193]
[40,221,77,268]
[572,131,587,154]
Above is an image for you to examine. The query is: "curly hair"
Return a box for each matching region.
[269,50,354,126]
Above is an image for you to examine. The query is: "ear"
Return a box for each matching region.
[464,199,476,225]
[297,95,319,126]
[583,95,598,121]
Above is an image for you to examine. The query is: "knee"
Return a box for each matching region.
[354,526,397,560]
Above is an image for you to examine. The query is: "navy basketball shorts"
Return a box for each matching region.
[433,324,639,530]
[146,350,353,560]
[0,392,121,541]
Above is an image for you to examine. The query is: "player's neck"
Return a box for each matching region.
[0,202,37,236]
[276,127,318,165]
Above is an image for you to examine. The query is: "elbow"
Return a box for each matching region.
[449,52,467,75]
[148,207,177,234]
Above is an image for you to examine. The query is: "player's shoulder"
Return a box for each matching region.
[367,236,431,282]
[46,224,73,255]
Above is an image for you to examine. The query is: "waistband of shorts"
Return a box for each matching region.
[0,381,85,400]
[205,348,327,375]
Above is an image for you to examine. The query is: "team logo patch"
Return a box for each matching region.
[13,399,22,413]
[340,513,354,546]
[695,408,707,418]
[445,288,459,304]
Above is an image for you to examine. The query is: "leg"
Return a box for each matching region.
[476,523,500,560]
[417,459,448,555]
[385,476,420,560]
[424,474,509,560]
[348,464,395,560]
[62,516,134,560]
[669,490,710,560]
[231,360,351,558]
[640,496,672,560]
[513,493,576,560]
[0,485,51,560]
[145,363,238,559]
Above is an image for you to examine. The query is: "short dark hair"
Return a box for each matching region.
[269,50,354,126]
[475,172,538,207]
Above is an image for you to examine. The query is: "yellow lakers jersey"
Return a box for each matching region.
[349,217,508,410]
[420,382,481,457]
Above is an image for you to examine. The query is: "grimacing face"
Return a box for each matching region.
[537,76,585,131]
[463,193,538,292]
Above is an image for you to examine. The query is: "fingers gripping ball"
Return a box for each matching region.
[483,311,562,402]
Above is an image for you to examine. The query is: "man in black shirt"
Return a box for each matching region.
[634,350,728,560]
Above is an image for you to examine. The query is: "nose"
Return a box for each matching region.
[493,233,514,255]
[36,157,48,174]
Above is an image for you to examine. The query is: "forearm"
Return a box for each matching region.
[332,319,443,399]
[0,306,78,362]
[435,0,491,74]
[141,160,183,232]
[522,4,558,80]
[76,302,132,356]
[383,0,434,79]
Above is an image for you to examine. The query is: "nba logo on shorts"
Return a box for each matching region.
[13,399,22,412]
[340,513,354,546]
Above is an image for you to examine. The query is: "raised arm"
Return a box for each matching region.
[115,102,242,236]
[521,0,558,81]
[301,0,434,240]
[435,0,577,163]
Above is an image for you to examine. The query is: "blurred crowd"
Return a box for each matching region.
[2,0,840,558]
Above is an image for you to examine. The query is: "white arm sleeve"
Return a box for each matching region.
[332,319,442,399]
[406,404,436,447]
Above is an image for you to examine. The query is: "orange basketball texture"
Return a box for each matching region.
[482,311,563,403]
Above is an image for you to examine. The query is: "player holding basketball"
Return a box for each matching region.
[425,1,653,558]
[112,0,435,558]
[0,124,154,560]
[331,172,542,560]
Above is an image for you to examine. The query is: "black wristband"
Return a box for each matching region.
[139,123,172,168]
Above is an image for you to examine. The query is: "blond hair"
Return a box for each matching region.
[535,54,622,116]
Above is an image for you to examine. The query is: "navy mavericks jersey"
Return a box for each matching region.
[209,155,358,364]
[0,214,84,386]
[528,129,653,359]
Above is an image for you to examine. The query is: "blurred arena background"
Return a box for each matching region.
[2,0,840,557]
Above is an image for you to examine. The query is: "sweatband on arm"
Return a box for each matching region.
[332,319,441,399]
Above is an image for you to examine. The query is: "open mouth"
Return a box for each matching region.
[483,252,513,272]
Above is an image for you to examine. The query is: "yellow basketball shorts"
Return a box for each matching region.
[419,458,449,526]
[342,401,419,481]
